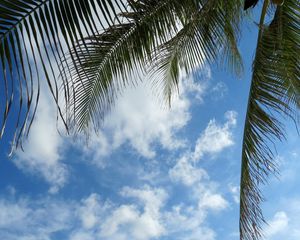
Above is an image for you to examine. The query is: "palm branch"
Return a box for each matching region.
[240,0,300,239]
[66,0,244,131]
[150,0,243,103]
[0,0,126,151]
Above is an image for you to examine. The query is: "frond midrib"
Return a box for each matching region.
[239,0,270,238]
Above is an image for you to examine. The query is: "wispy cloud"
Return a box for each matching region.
[169,111,237,186]
[228,184,240,204]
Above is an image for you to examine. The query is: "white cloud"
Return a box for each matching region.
[78,194,104,229]
[0,180,231,240]
[81,131,111,168]
[10,5,112,191]
[263,198,300,240]
[265,211,289,238]
[193,111,237,161]
[100,205,141,238]
[100,186,167,240]
[120,185,168,212]
[103,81,191,158]
[76,81,191,163]
[183,228,216,240]
[80,69,210,163]
[166,111,234,234]
[4,9,239,240]
[0,198,72,240]
[198,191,228,211]
[11,50,210,191]
[229,184,240,204]
[13,92,67,194]
[182,69,210,102]
[163,202,217,240]
[0,200,29,228]
[164,205,206,234]
[169,155,208,186]
[169,111,237,187]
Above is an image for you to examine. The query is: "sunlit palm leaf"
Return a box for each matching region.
[240,1,300,239]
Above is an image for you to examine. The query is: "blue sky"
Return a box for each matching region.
[0,7,300,240]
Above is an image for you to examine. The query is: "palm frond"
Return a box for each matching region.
[240,1,300,239]
[0,0,124,152]
[65,0,205,132]
[150,0,244,103]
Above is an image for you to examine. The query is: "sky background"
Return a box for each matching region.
[0,4,300,240]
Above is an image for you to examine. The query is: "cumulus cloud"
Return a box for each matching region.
[169,111,237,186]
[0,198,72,240]
[0,187,167,240]
[100,205,141,238]
[0,183,226,240]
[78,194,105,230]
[13,92,67,194]
[10,68,202,192]
[120,185,168,213]
[265,211,289,238]
[81,71,209,165]
[163,202,217,240]
[104,82,191,158]
[169,155,208,186]
[263,198,300,240]
[0,200,29,229]
[167,111,235,228]
[11,52,210,191]
[193,110,237,161]
[198,191,228,211]
[100,186,167,240]
[5,11,239,240]
[70,231,94,240]
[181,68,210,103]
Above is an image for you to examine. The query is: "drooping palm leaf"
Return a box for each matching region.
[151,0,244,103]
[64,0,213,132]
[0,0,125,151]
[240,0,300,239]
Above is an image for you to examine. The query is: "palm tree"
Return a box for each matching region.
[0,0,299,239]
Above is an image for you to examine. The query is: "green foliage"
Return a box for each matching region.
[240,0,300,239]
[0,0,125,150]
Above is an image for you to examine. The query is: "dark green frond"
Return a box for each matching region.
[150,0,244,104]
[240,1,300,239]
[0,0,124,152]
[65,0,204,132]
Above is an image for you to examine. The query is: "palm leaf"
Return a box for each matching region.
[0,0,125,152]
[65,0,207,132]
[150,0,244,103]
[240,1,300,239]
